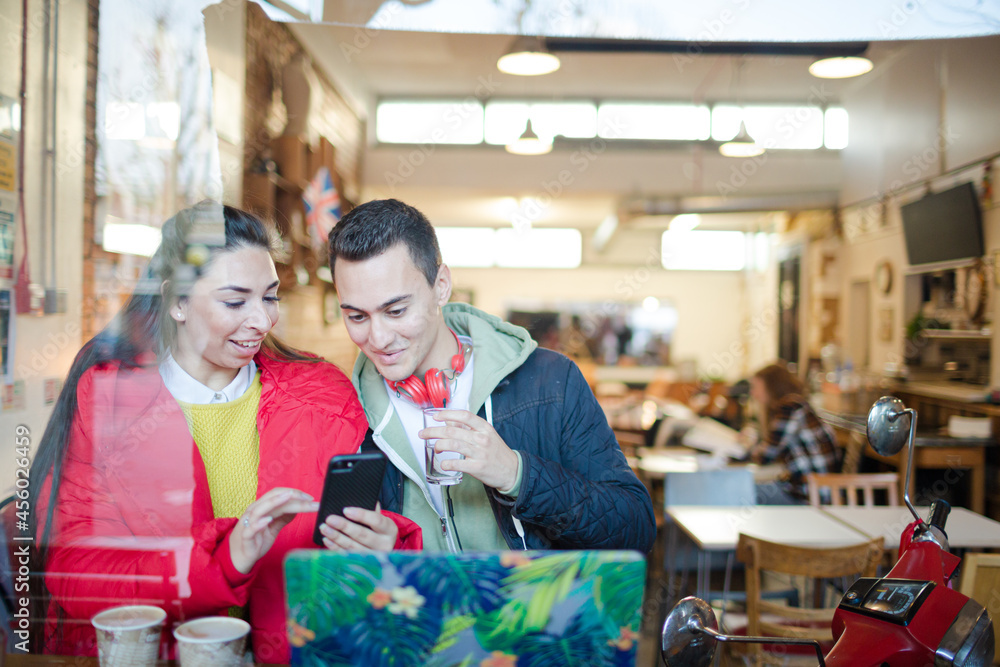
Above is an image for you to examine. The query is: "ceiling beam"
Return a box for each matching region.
[545,38,869,58]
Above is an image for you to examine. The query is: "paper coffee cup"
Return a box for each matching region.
[91,605,166,667]
[174,616,250,667]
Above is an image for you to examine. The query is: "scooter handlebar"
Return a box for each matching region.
[928,499,951,533]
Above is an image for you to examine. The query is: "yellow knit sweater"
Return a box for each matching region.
[177,373,263,519]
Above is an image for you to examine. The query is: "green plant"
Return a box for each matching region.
[905,312,927,341]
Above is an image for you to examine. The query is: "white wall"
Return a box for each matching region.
[0,0,88,494]
[838,36,1000,379]
[449,264,758,382]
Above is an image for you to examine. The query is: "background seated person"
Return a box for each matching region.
[744,362,841,504]
[29,202,420,662]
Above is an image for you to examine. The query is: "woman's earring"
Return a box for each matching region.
[174,309,185,322]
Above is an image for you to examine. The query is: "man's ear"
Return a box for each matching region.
[435,264,452,307]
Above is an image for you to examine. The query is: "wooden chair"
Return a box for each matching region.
[959,553,1000,665]
[734,533,884,666]
[838,431,867,475]
[805,472,900,507]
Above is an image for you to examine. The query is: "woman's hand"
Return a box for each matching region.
[230,487,319,574]
[318,504,398,552]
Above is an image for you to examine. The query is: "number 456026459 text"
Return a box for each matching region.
[14,424,31,537]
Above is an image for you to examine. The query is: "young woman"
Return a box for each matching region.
[29,202,420,662]
[747,363,841,504]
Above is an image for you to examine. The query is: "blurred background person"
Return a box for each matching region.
[744,362,841,504]
[28,202,420,662]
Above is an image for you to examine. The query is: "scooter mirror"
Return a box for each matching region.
[866,396,910,457]
[661,597,718,667]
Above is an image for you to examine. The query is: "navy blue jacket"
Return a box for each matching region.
[366,348,656,553]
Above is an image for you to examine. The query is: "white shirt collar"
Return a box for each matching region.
[159,351,257,404]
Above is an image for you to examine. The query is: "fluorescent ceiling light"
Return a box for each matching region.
[530,102,597,139]
[711,106,743,142]
[824,107,849,149]
[376,101,484,144]
[715,105,824,151]
[105,102,146,140]
[668,213,701,231]
[809,56,873,79]
[485,101,597,145]
[485,102,531,145]
[496,228,581,268]
[147,102,180,141]
[598,103,711,141]
[753,232,772,272]
[497,36,560,76]
[505,119,552,155]
[103,222,162,257]
[436,227,497,267]
[374,100,848,150]
[662,230,747,271]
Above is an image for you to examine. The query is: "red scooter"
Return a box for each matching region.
[661,396,995,667]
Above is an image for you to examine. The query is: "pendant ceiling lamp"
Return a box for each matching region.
[497,36,561,76]
[809,56,874,79]
[719,57,764,158]
[505,119,552,155]
[719,121,764,158]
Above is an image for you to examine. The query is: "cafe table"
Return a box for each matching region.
[820,505,1000,550]
[665,505,872,600]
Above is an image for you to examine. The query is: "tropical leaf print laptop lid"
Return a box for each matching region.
[283,550,646,667]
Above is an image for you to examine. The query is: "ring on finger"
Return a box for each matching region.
[242,516,250,527]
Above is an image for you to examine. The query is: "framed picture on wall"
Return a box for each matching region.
[879,307,894,342]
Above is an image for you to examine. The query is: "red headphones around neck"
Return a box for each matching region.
[388,329,472,408]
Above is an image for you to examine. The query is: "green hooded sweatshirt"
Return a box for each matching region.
[351,303,537,551]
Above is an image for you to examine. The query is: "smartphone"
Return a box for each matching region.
[312,452,388,546]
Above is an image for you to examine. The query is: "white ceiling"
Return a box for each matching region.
[287,24,920,231]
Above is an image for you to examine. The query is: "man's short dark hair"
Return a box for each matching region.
[328,198,441,285]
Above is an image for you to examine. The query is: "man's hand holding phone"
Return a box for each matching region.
[312,452,395,551]
[317,503,399,551]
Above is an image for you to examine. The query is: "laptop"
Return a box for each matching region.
[283,550,646,667]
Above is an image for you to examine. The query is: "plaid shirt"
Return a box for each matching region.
[759,394,840,494]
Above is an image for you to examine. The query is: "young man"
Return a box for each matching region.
[327,198,655,552]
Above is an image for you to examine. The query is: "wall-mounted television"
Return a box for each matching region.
[900,182,984,267]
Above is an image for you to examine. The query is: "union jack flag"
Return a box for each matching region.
[302,166,341,248]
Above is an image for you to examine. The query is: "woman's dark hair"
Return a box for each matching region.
[328,198,441,286]
[26,202,314,650]
[753,362,806,434]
